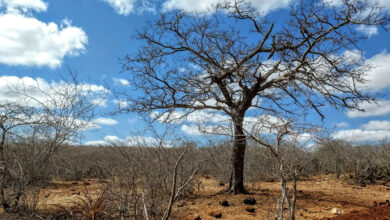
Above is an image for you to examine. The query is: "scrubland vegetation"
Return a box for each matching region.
[1,139,390,219]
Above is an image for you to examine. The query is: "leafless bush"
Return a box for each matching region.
[0,74,104,213]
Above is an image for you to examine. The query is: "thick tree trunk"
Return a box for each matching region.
[229,116,247,194]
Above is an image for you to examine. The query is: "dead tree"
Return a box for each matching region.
[122,0,389,193]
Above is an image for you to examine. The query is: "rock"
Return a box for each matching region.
[245,207,255,213]
[218,181,225,186]
[194,216,201,220]
[243,197,257,205]
[330,208,344,215]
[220,200,229,207]
[209,212,222,218]
[214,213,222,218]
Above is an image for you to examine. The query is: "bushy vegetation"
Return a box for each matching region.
[3,139,390,219]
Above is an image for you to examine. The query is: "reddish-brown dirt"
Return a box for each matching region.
[171,175,390,219]
[21,175,390,219]
[324,201,390,220]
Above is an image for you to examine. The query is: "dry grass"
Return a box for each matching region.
[33,175,390,219]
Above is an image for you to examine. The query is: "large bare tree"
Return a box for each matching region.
[123,0,389,193]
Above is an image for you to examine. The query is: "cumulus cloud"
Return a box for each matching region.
[334,122,349,128]
[181,124,230,136]
[113,78,130,86]
[0,1,87,68]
[151,110,230,124]
[101,0,155,15]
[361,120,390,130]
[102,0,135,15]
[357,25,378,37]
[85,135,172,147]
[91,98,107,107]
[93,117,118,125]
[332,119,390,143]
[346,100,390,118]
[0,0,48,13]
[326,0,390,11]
[162,0,293,14]
[332,128,390,143]
[0,75,108,108]
[362,52,390,92]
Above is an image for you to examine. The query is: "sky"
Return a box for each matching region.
[0,0,390,146]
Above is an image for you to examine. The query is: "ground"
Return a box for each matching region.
[18,175,390,219]
[171,175,390,219]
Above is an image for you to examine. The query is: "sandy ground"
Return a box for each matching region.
[171,175,390,220]
[34,175,390,219]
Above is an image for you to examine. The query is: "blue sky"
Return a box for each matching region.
[0,0,390,146]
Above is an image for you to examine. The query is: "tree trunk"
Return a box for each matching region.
[229,116,247,194]
[0,129,7,211]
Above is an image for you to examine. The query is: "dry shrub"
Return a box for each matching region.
[71,185,108,220]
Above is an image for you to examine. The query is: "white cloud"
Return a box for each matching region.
[0,75,107,108]
[151,110,230,124]
[113,78,130,86]
[175,111,285,136]
[113,99,129,108]
[162,0,293,14]
[0,0,48,13]
[332,119,390,143]
[93,117,118,125]
[332,128,390,143]
[91,98,107,107]
[102,0,135,15]
[357,25,378,37]
[362,120,390,130]
[102,0,155,15]
[85,135,172,147]
[0,2,87,68]
[346,100,390,118]
[181,124,230,136]
[326,0,390,12]
[334,122,349,128]
[362,52,390,92]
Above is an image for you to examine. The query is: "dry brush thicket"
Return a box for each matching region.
[2,139,390,219]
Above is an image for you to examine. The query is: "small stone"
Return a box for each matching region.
[214,213,222,218]
[220,200,229,207]
[330,208,344,215]
[243,197,257,205]
[194,216,201,220]
[209,212,222,218]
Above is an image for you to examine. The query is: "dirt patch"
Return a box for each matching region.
[171,175,390,219]
[324,201,390,220]
[9,175,390,219]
